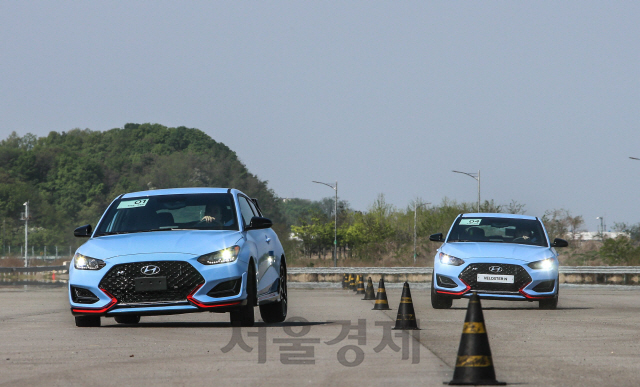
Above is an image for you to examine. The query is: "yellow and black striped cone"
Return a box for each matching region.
[362,277,375,300]
[448,292,505,385]
[348,274,356,290]
[372,278,391,310]
[342,274,348,289]
[352,274,360,292]
[356,275,366,295]
[393,282,420,330]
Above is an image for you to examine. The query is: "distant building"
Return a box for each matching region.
[569,231,629,241]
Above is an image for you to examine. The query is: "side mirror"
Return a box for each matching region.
[429,233,444,242]
[74,224,92,238]
[552,238,568,247]
[246,216,272,230]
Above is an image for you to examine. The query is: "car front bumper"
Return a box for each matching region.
[69,253,249,316]
[433,258,558,301]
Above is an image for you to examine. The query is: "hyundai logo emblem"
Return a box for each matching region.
[489,266,503,273]
[141,265,160,276]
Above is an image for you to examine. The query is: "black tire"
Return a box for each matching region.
[431,277,453,309]
[114,315,141,324]
[230,264,256,327]
[260,263,288,323]
[75,315,101,327]
[539,277,559,310]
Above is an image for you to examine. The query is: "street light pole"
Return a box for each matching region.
[452,170,481,212]
[413,201,430,265]
[22,201,29,267]
[312,181,338,268]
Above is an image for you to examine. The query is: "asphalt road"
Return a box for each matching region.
[1,284,639,386]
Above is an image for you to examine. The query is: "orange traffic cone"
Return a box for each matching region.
[362,277,375,300]
[448,292,505,385]
[393,282,420,330]
[372,278,391,310]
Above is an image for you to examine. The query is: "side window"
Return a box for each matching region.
[248,199,261,217]
[238,196,256,228]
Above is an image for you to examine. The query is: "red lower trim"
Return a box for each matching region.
[436,279,471,296]
[187,284,242,309]
[72,289,117,314]
[519,282,555,299]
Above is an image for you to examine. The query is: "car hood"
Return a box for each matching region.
[78,230,244,259]
[441,242,552,262]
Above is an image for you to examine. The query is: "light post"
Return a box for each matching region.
[312,180,338,268]
[413,201,430,265]
[22,201,29,267]
[452,170,480,212]
[596,216,605,241]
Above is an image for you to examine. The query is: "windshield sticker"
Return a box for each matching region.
[117,199,149,209]
[460,219,482,226]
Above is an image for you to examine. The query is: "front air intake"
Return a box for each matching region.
[99,261,204,304]
[71,286,100,304]
[207,278,241,298]
[532,279,556,293]
[459,263,532,294]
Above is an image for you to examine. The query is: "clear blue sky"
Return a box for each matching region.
[1,2,638,230]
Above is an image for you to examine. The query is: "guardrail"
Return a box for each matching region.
[288,266,640,285]
[289,266,640,274]
[1,266,639,286]
[0,265,68,274]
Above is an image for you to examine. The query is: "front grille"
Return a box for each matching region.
[99,261,204,304]
[459,263,531,293]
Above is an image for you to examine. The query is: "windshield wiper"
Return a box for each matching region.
[96,228,177,236]
[94,231,134,236]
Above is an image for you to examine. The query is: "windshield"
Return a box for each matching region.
[447,216,548,247]
[95,193,239,235]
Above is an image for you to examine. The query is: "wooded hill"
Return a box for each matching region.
[0,123,282,248]
[2,124,638,266]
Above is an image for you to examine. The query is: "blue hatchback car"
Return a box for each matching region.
[429,213,568,309]
[69,188,287,327]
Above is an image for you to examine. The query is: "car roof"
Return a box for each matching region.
[121,187,237,198]
[460,213,538,220]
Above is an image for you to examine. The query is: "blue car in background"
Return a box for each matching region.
[429,213,568,309]
[69,188,287,327]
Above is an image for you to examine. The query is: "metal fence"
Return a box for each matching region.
[1,245,75,260]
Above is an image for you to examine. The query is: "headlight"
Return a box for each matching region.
[73,253,106,270]
[439,252,465,266]
[197,245,241,265]
[528,258,556,270]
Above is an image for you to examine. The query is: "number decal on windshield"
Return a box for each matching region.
[117,199,149,209]
[460,219,482,226]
